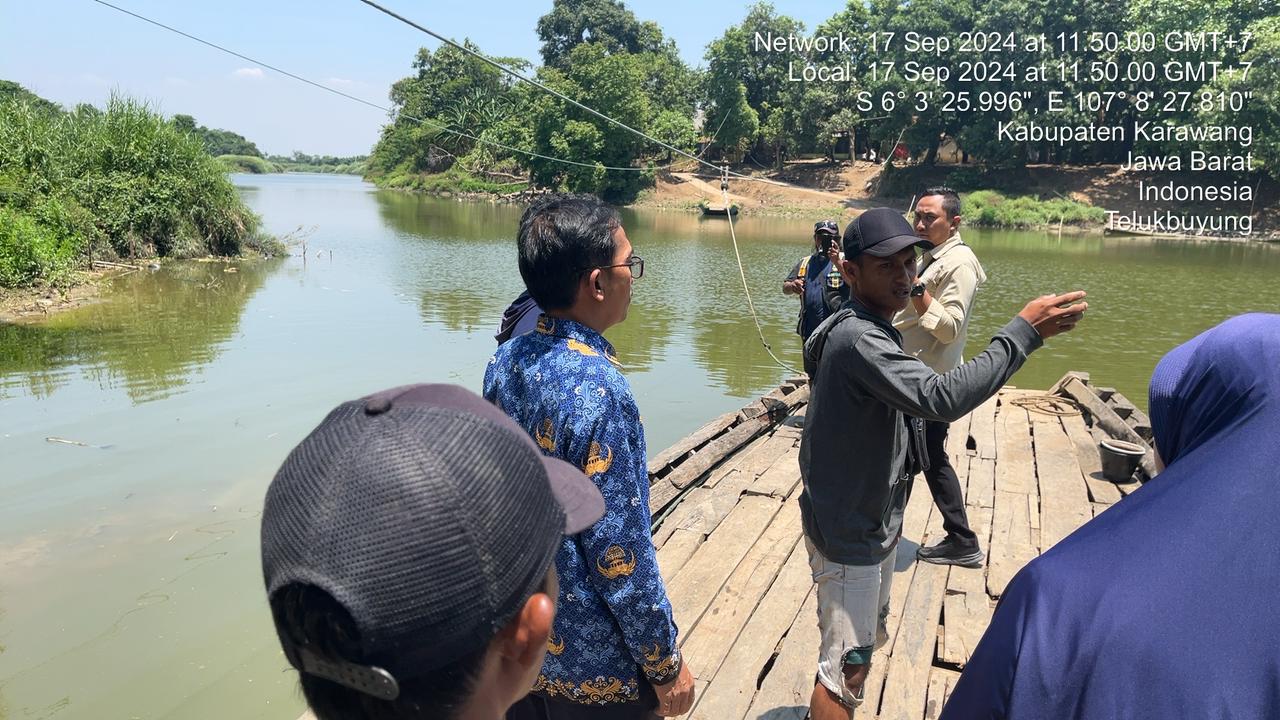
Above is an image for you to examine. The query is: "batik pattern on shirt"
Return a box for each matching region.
[483,315,681,705]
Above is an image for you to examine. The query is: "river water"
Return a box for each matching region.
[1,173,1277,719]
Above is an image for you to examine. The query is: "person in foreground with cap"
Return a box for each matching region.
[260,383,606,720]
[783,219,849,378]
[484,194,695,720]
[798,208,1088,720]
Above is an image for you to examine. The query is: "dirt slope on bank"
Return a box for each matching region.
[636,159,1277,235]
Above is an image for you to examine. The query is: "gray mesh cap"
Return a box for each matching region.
[261,383,604,694]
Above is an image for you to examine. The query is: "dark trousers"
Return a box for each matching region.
[923,420,978,546]
[506,686,660,720]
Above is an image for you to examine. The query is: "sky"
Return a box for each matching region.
[0,0,839,157]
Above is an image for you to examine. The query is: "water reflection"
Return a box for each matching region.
[375,192,813,393]
[0,260,278,403]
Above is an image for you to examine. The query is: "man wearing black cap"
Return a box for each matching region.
[485,194,694,720]
[783,219,848,377]
[260,383,606,720]
[797,208,1088,720]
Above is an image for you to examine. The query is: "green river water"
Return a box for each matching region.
[1,173,1277,719]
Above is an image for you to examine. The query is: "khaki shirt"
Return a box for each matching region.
[893,233,987,373]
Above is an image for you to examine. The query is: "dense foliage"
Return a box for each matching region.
[265,152,368,174]
[172,114,263,157]
[368,0,1277,201]
[0,86,276,288]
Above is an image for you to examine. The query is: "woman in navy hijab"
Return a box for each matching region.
[941,313,1280,719]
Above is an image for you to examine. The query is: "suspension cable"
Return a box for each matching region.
[719,168,802,376]
[88,0,673,173]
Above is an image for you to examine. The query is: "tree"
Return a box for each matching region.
[536,0,669,69]
[702,3,807,161]
[371,40,527,175]
[526,42,654,200]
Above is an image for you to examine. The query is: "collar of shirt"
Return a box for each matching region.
[534,313,622,366]
[920,231,963,270]
[842,296,904,347]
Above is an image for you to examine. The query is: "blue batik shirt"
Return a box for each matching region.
[483,314,682,705]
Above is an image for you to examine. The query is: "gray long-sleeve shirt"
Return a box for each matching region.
[798,298,1043,565]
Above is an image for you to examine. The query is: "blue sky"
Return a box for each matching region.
[1,0,839,156]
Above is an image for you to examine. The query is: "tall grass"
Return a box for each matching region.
[0,94,279,288]
[966,190,1106,228]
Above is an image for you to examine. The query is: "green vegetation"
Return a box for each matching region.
[965,191,1107,229]
[0,85,280,288]
[216,154,281,174]
[172,114,263,157]
[369,0,696,202]
[368,0,1278,205]
[265,152,368,175]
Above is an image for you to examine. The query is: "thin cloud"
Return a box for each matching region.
[232,67,264,79]
[326,77,356,87]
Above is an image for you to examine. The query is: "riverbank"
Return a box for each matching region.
[0,268,112,322]
[371,160,1276,238]
[0,88,282,292]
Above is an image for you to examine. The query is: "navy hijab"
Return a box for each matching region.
[942,313,1280,720]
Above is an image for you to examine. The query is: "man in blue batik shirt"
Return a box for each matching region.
[486,194,695,720]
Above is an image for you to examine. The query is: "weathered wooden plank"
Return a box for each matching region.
[707,432,795,488]
[969,395,999,460]
[987,490,1038,597]
[649,479,681,517]
[965,457,996,510]
[878,560,949,720]
[861,484,933,715]
[1059,377,1159,480]
[702,435,769,488]
[940,543,993,668]
[742,588,819,720]
[746,445,801,499]
[658,529,704,582]
[940,504,994,668]
[649,410,739,476]
[657,467,756,547]
[1033,415,1093,552]
[667,495,783,634]
[664,414,776,490]
[688,543,815,720]
[924,666,962,720]
[678,500,803,673]
[995,402,1036,495]
[925,670,948,720]
[1060,413,1122,506]
[947,411,974,464]
[925,667,963,719]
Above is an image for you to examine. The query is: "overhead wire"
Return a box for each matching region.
[87,0,672,173]
[89,0,827,377]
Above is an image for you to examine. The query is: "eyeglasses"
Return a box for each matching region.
[585,255,644,279]
[913,212,943,225]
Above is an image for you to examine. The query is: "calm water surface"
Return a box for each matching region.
[2,173,1277,719]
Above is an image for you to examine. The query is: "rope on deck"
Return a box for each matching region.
[1010,394,1082,416]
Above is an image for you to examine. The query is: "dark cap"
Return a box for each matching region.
[814,219,840,237]
[261,384,604,699]
[843,208,929,258]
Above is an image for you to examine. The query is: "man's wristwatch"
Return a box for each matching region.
[910,282,926,298]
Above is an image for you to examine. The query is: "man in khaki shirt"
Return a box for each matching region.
[893,188,987,567]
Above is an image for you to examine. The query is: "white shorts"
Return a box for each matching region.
[805,538,896,708]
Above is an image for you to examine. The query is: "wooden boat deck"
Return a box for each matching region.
[652,384,1145,720]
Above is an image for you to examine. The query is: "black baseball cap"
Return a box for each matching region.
[261,384,604,700]
[843,208,930,258]
[814,219,840,236]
